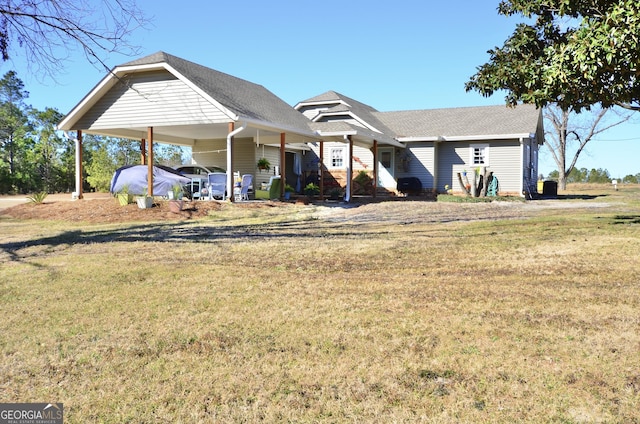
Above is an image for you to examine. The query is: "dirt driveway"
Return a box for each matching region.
[0,189,618,226]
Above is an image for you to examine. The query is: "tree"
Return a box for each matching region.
[465,1,640,112]
[28,107,66,192]
[0,0,148,80]
[0,70,29,174]
[544,104,630,189]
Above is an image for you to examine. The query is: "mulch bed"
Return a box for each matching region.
[0,197,270,223]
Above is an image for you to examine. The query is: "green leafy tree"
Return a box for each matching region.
[466,0,640,112]
[622,174,639,184]
[86,144,116,192]
[566,167,587,183]
[0,71,29,176]
[27,107,66,192]
[587,168,611,184]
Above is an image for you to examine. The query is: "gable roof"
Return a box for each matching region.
[296,90,397,135]
[120,52,314,132]
[58,51,316,140]
[374,104,541,140]
[297,91,542,143]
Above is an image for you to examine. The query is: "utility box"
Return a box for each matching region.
[542,180,558,196]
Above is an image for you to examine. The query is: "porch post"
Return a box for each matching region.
[147,127,153,197]
[140,139,146,165]
[319,140,324,198]
[345,135,353,202]
[75,130,83,200]
[280,133,286,198]
[372,139,378,199]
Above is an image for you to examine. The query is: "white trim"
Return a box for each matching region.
[329,146,345,169]
[294,99,350,110]
[397,136,443,142]
[469,143,490,166]
[443,133,531,142]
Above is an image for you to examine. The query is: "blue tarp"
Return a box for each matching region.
[110,165,191,196]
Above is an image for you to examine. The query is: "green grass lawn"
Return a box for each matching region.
[1,185,639,422]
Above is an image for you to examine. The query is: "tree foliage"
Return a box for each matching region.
[0,70,188,194]
[466,0,640,112]
[0,0,148,80]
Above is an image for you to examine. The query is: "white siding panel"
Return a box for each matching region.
[76,71,229,130]
[438,142,468,192]
[488,141,521,194]
[398,143,435,190]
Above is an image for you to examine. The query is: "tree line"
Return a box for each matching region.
[0,70,185,195]
[546,168,640,185]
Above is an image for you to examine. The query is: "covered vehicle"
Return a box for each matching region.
[110,165,191,196]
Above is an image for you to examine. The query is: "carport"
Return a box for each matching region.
[57,52,323,201]
[57,51,403,202]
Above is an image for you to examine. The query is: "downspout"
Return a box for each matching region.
[226,122,246,201]
[344,135,352,202]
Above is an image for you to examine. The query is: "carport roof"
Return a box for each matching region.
[58,51,317,142]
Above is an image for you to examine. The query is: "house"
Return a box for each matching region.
[296,91,543,197]
[57,52,543,201]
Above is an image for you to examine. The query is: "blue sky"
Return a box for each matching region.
[3,0,639,178]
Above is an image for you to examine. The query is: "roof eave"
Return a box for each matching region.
[441,133,534,141]
[57,62,241,131]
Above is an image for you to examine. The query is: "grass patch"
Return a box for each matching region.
[1,187,639,422]
[437,194,524,203]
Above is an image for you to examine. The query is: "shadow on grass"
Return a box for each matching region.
[546,194,607,200]
[611,215,640,224]
[0,216,391,263]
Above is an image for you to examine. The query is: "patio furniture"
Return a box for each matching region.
[207,172,227,200]
[234,174,253,201]
[255,176,281,200]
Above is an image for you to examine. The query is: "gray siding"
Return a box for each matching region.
[397,143,436,190]
[437,140,522,194]
[192,138,280,188]
[75,70,229,130]
[490,140,522,194]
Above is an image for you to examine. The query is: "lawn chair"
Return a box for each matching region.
[234,174,253,201]
[207,172,227,200]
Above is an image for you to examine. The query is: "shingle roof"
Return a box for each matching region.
[299,90,398,135]
[299,91,540,139]
[121,52,314,134]
[374,104,540,138]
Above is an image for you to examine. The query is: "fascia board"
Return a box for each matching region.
[57,70,121,130]
[241,116,317,138]
[312,110,383,134]
[294,99,350,110]
[57,62,241,130]
[397,136,443,142]
[441,133,532,141]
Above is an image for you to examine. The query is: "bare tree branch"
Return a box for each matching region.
[543,104,632,189]
[0,0,150,81]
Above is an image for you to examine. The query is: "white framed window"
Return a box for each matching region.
[470,144,489,166]
[330,147,344,168]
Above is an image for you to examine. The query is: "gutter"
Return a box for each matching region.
[226,123,246,200]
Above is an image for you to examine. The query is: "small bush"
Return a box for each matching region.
[26,192,48,204]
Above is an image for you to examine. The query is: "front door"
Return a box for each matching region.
[378,147,395,188]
